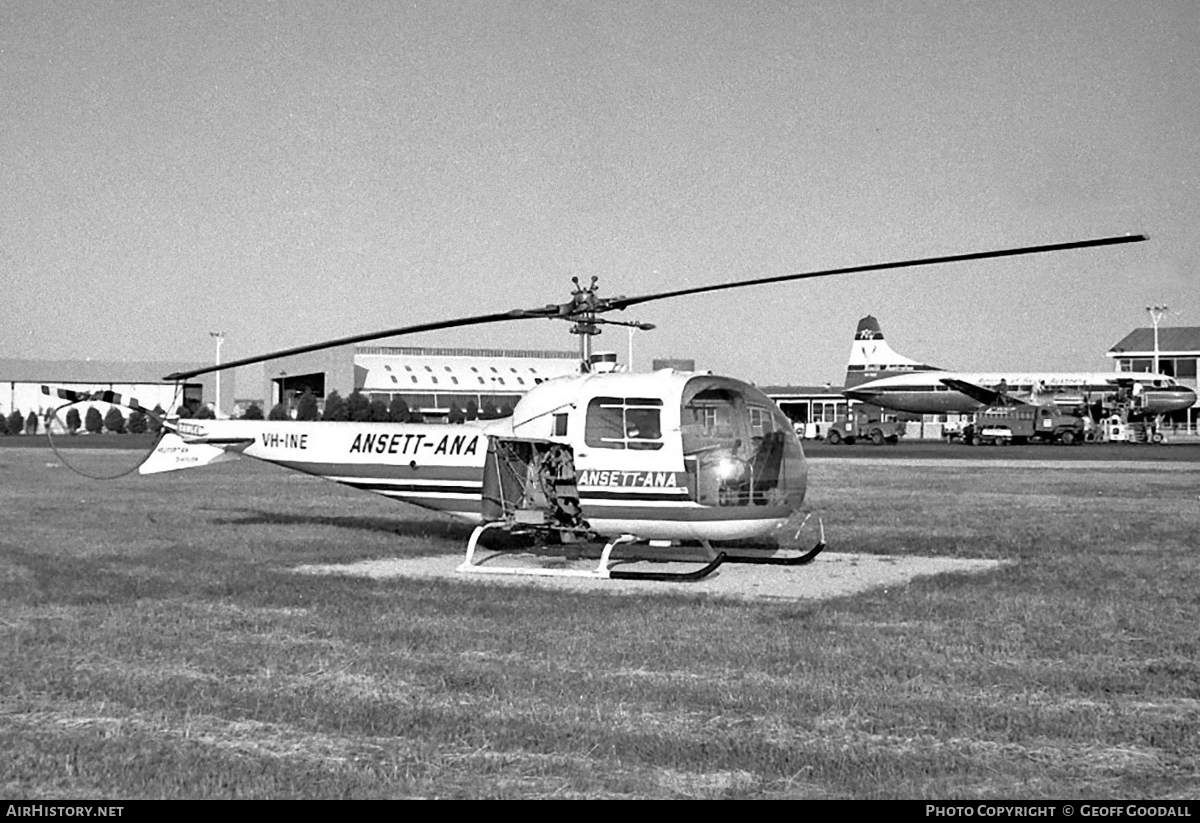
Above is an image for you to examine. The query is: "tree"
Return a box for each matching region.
[147,405,166,434]
[465,400,479,421]
[25,411,39,436]
[295,390,319,421]
[104,407,126,434]
[85,406,103,434]
[242,403,264,420]
[127,409,148,434]
[196,405,216,420]
[176,404,194,419]
[0,413,9,435]
[322,391,348,421]
[387,396,411,423]
[347,391,370,422]
[8,410,24,435]
[367,398,390,422]
[66,408,82,434]
[448,402,466,424]
[268,402,290,421]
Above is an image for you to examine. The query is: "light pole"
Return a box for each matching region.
[1145,306,1168,374]
[209,332,225,417]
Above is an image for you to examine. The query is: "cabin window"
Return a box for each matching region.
[585,396,663,450]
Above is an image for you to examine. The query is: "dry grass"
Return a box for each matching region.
[1,446,1198,798]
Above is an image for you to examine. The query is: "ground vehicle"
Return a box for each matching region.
[825,412,904,445]
[963,403,1085,445]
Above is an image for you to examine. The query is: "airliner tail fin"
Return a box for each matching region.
[844,316,939,388]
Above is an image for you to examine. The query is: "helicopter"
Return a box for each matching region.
[45,234,1147,581]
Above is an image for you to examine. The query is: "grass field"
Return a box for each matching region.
[1,447,1198,798]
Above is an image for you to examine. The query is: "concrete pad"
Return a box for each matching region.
[294,551,1007,603]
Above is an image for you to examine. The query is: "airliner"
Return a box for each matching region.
[841,316,1197,416]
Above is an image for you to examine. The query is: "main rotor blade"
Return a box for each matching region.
[605,234,1148,311]
[162,309,547,381]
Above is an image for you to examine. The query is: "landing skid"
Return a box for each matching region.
[718,517,827,566]
[457,525,726,582]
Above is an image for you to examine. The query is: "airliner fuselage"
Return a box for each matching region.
[844,371,1196,415]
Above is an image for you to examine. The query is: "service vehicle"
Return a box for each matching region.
[824,412,904,446]
[963,403,1085,446]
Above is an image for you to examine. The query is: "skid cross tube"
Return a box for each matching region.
[457,526,725,581]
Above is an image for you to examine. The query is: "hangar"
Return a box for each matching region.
[264,345,582,421]
[0,358,219,431]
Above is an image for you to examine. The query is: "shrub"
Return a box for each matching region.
[25,411,39,436]
[295,390,319,421]
[66,408,82,434]
[147,405,166,433]
[196,405,216,420]
[367,398,390,422]
[127,409,147,434]
[242,403,264,420]
[268,403,290,421]
[322,391,348,421]
[104,407,126,434]
[388,396,411,423]
[85,407,103,434]
[0,414,8,435]
[347,391,370,422]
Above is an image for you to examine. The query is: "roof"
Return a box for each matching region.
[355,345,578,360]
[759,385,848,397]
[0,358,208,384]
[357,353,581,393]
[1107,327,1200,355]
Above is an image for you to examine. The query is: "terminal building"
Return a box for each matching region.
[1107,325,1200,429]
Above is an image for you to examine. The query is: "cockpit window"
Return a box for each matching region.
[680,377,807,509]
[585,396,663,450]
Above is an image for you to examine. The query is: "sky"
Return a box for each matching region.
[2,0,1197,391]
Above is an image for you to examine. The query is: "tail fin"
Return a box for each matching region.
[139,431,240,475]
[844,316,940,388]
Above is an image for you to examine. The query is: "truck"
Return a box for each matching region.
[824,412,904,446]
[962,403,1085,446]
